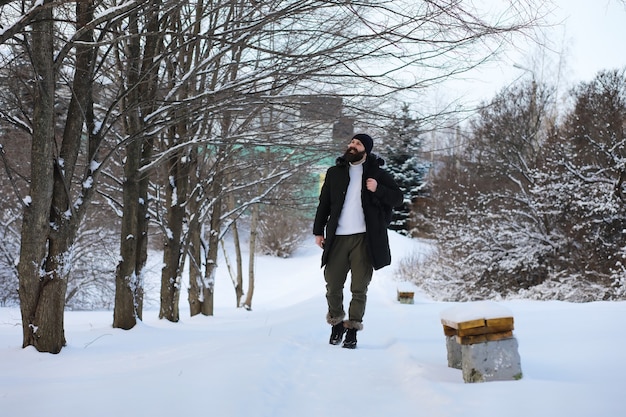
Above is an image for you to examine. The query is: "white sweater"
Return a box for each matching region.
[336,161,366,235]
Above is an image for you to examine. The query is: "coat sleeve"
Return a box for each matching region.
[312,169,331,236]
[373,169,404,209]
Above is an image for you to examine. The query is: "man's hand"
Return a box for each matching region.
[366,178,378,192]
[315,235,325,249]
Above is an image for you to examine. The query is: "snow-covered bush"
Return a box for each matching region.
[64,226,118,310]
[258,208,307,258]
[407,71,626,302]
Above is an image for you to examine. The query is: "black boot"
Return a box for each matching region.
[329,322,346,345]
[342,328,357,349]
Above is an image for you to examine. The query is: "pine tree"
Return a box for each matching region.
[382,104,429,235]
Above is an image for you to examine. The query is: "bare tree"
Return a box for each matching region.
[0,0,545,350]
[16,1,59,352]
[112,1,164,329]
[2,0,158,350]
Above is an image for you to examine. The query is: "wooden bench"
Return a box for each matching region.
[396,283,416,304]
[396,290,415,304]
[440,301,523,383]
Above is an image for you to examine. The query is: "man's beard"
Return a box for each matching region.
[343,149,366,163]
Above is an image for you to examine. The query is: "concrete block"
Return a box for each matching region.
[461,337,523,383]
[446,335,462,369]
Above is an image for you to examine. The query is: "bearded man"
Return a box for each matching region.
[313,133,403,349]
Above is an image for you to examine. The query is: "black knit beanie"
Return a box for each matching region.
[352,133,373,154]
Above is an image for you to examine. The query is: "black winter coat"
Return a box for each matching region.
[313,153,403,270]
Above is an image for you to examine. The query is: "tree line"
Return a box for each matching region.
[0,0,540,353]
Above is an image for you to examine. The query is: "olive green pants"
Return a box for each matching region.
[324,233,373,324]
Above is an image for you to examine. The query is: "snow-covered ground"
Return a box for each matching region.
[1,232,625,417]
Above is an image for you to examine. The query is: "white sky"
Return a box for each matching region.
[432,0,626,107]
[555,0,626,83]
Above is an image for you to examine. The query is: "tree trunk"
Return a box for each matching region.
[113,136,144,329]
[188,175,220,317]
[113,8,144,330]
[232,220,244,307]
[113,3,160,329]
[113,127,150,329]
[188,209,203,317]
[187,145,204,317]
[201,197,222,316]
[18,3,58,352]
[159,147,190,322]
[243,203,259,311]
[224,190,244,307]
[40,0,96,351]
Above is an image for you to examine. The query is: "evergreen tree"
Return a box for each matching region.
[383,104,429,235]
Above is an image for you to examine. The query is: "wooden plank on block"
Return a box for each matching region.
[441,318,486,330]
[486,317,514,328]
[456,322,514,337]
[486,331,513,342]
[443,325,457,336]
[456,324,512,337]
[441,316,513,331]
[457,330,514,345]
[457,319,488,330]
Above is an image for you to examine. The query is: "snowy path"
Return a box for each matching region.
[1,233,626,416]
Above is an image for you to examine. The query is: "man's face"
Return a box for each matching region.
[344,139,366,162]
